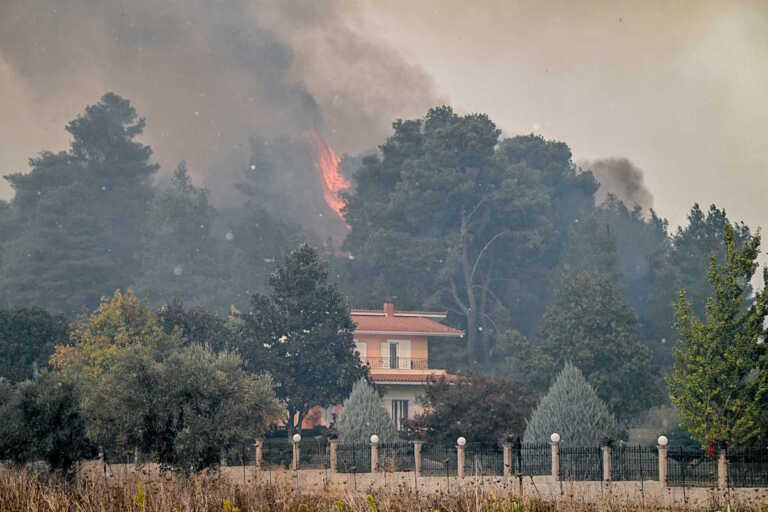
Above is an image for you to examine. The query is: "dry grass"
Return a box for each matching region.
[0,468,762,512]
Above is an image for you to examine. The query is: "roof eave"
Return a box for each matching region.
[354,330,464,338]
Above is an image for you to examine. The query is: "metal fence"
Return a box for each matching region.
[421,444,458,476]
[728,447,768,487]
[261,438,293,469]
[464,443,504,476]
[559,446,602,481]
[300,439,329,469]
[667,447,716,487]
[225,444,255,466]
[611,445,658,481]
[337,442,371,473]
[379,441,414,472]
[516,443,552,476]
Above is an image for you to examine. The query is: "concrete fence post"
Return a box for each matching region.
[254,439,263,470]
[718,447,728,490]
[503,442,513,479]
[657,435,669,489]
[292,434,301,471]
[329,440,338,473]
[550,433,560,480]
[602,444,612,483]
[457,437,466,479]
[370,434,380,473]
[98,446,107,479]
[133,447,139,467]
[413,440,423,477]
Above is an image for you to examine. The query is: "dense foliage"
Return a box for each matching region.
[406,373,536,446]
[0,308,68,382]
[0,372,89,472]
[51,290,283,473]
[237,244,367,433]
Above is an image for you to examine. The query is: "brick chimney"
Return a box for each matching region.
[383,301,394,317]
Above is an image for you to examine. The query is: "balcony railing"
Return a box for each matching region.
[364,357,429,370]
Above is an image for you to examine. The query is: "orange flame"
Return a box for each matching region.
[310,130,351,226]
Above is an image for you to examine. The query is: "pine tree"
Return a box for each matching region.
[523,362,618,445]
[336,379,397,444]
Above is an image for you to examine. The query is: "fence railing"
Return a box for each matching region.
[667,447,717,487]
[421,444,457,476]
[728,447,768,487]
[379,441,414,472]
[262,438,293,469]
[364,357,429,370]
[92,436,768,491]
[559,446,602,481]
[337,442,371,473]
[516,443,552,476]
[611,445,659,482]
[300,440,330,469]
[464,443,504,476]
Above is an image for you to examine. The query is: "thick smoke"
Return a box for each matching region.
[581,158,654,211]
[0,0,439,206]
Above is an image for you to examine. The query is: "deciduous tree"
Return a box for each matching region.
[406,373,535,446]
[668,223,768,447]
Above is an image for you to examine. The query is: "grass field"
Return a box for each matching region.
[0,468,763,512]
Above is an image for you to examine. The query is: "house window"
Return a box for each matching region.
[380,340,411,369]
[391,399,409,430]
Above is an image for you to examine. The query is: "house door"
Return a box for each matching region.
[380,340,411,369]
[389,343,398,369]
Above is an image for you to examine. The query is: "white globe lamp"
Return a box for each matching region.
[292,433,301,443]
[550,433,561,443]
[370,434,380,444]
[457,436,466,447]
[657,435,669,447]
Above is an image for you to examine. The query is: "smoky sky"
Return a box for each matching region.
[3,0,767,240]
[581,158,654,211]
[361,0,768,232]
[0,0,439,200]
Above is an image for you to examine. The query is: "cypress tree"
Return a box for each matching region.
[336,379,397,444]
[524,362,618,445]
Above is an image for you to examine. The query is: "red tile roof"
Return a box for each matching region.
[351,303,463,338]
[369,373,434,383]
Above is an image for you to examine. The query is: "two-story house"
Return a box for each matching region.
[349,301,464,429]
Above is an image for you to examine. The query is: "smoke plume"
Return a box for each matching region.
[0,0,440,203]
[581,157,654,211]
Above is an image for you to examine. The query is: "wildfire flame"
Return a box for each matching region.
[309,129,351,226]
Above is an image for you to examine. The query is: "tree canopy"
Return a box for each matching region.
[406,373,536,446]
[668,223,768,447]
[0,307,68,382]
[238,244,367,433]
[51,290,282,472]
[1,93,157,315]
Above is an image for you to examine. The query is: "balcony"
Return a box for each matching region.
[364,357,429,370]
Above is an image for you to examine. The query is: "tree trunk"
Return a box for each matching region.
[460,211,481,364]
